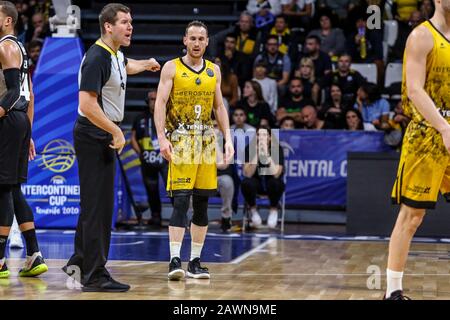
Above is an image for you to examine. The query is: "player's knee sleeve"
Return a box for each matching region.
[169,195,190,227]
[0,185,14,227]
[12,184,34,225]
[192,195,209,227]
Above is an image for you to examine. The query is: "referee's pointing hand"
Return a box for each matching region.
[110,127,126,154]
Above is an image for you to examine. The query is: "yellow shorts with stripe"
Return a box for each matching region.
[166,131,217,197]
[391,121,450,209]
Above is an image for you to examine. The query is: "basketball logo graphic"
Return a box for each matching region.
[39,139,76,173]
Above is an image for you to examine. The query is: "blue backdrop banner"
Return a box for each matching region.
[278,130,391,207]
[119,129,391,211]
[25,37,84,228]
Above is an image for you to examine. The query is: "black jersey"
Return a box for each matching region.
[0,35,30,113]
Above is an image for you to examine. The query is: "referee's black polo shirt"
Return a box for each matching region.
[77,40,128,134]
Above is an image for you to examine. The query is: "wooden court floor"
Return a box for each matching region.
[2,239,450,300]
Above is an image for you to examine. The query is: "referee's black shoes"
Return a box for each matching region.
[62,265,130,292]
[82,276,130,293]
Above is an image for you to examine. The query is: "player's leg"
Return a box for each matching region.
[168,195,190,280]
[187,160,217,279]
[265,176,285,229]
[13,184,48,277]
[217,174,234,232]
[8,215,24,249]
[386,204,425,299]
[141,165,162,226]
[187,194,210,279]
[0,185,14,278]
[240,176,262,227]
[387,123,446,299]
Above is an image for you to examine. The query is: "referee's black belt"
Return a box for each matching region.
[78,115,121,126]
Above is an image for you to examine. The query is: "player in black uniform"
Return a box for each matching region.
[0,1,47,279]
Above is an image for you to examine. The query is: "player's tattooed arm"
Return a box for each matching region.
[213,63,234,163]
[126,57,161,75]
[0,41,22,117]
[155,60,175,161]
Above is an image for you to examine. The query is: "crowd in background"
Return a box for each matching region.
[206,0,434,149]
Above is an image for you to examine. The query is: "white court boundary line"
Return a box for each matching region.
[230,237,276,264]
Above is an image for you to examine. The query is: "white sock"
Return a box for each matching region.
[190,242,203,261]
[386,269,403,298]
[169,242,182,260]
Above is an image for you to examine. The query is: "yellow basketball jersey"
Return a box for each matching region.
[166,57,217,134]
[402,21,450,124]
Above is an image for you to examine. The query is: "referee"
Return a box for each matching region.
[63,3,160,292]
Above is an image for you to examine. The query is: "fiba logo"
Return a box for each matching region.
[39,139,76,173]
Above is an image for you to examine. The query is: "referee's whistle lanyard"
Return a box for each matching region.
[100,39,125,95]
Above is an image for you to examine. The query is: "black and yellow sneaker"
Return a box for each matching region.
[0,258,10,279]
[186,258,210,279]
[168,257,185,281]
[19,252,48,277]
[383,290,411,300]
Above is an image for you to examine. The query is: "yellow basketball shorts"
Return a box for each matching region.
[391,121,450,209]
[166,131,217,196]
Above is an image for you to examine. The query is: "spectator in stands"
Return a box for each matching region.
[307,10,346,60]
[302,104,334,129]
[131,90,169,227]
[269,15,292,56]
[293,56,320,103]
[354,83,390,130]
[344,109,370,130]
[420,0,435,19]
[231,106,255,131]
[247,0,282,32]
[281,0,315,30]
[219,33,252,89]
[320,53,366,106]
[15,0,30,43]
[231,106,256,167]
[26,12,51,43]
[214,56,239,109]
[253,61,278,114]
[242,125,285,229]
[392,0,420,21]
[254,35,292,91]
[234,12,262,58]
[390,10,423,62]
[279,116,296,129]
[319,84,349,129]
[299,35,332,81]
[277,77,313,127]
[316,0,358,20]
[384,101,410,148]
[28,40,43,79]
[346,15,384,85]
[215,127,236,233]
[237,80,275,127]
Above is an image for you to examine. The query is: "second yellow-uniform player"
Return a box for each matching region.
[386,0,450,300]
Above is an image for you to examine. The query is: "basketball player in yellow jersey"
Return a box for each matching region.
[155,21,234,280]
[386,0,450,300]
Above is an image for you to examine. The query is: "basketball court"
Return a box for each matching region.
[2,229,450,300]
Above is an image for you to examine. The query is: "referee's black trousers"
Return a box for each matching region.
[68,122,115,285]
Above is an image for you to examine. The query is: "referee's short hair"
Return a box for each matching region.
[185,20,208,36]
[99,3,130,35]
[0,1,18,26]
